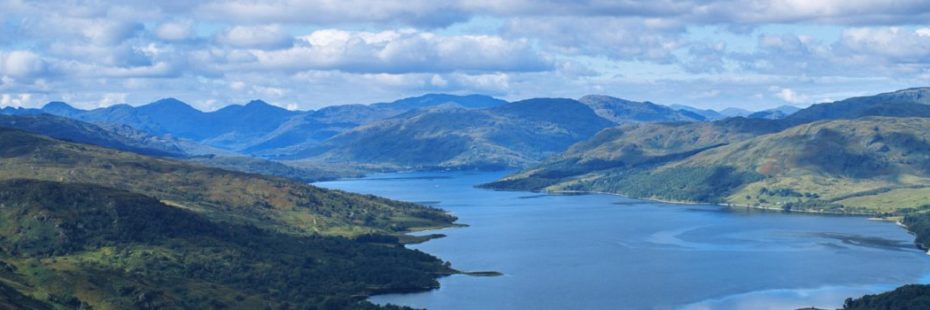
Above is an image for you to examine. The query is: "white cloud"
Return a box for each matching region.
[215,25,294,49]
[1,51,47,78]
[772,87,809,104]
[155,20,195,41]
[98,92,128,108]
[242,29,551,73]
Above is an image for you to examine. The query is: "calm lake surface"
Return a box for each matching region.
[316,171,930,310]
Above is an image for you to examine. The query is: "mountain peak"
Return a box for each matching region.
[42,101,79,112]
[245,99,272,107]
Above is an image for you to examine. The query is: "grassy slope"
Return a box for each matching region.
[310,99,614,170]
[491,117,930,215]
[0,179,452,309]
[0,128,455,237]
[485,117,782,191]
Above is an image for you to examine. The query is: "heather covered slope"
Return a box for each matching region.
[306,98,615,169]
[0,113,186,157]
[0,114,353,182]
[490,117,930,214]
[578,95,705,123]
[485,117,784,191]
[0,128,455,236]
[0,179,452,309]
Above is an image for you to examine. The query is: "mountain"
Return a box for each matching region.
[719,107,753,117]
[487,88,930,214]
[0,114,350,182]
[40,98,301,144]
[35,94,508,159]
[747,105,802,119]
[0,179,453,309]
[490,117,930,214]
[785,87,930,125]
[670,104,726,120]
[578,95,705,123]
[372,93,507,111]
[484,117,785,191]
[0,128,455,236]
[0,113,186,157]
[304,98,615,169]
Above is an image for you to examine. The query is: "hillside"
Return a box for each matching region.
[304,98,615,169]
[0,114,352,182]
[492,117,930,214]
[0,128,455,236]
[0,179,452,309]
[485,117,784,190]
[577,95,705,123]
[38,94,507,158]
[0,114,186,157]
[785,87,930,125]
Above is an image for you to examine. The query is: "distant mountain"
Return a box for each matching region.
[719,107,753,117]
[747,105,802,119]
[669,104,725,120]
[786,87,930,124]
[39,98,301,144]
[578,95,705,123]
[372,93,507,111]
[304,98,614,170]
[489,117,930,213]
[0,114,348,182]
[487,87,930,214]
[34,94,508,158]
[0,114,186,157]
[484,117,784,191]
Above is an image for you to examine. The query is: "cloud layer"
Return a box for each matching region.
[1,0,929,110]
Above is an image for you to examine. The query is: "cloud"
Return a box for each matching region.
[239,29,552,73]
[0,51,47,79]
[154,20,195,41]
[215,25,294,49]
[504,17,685,63]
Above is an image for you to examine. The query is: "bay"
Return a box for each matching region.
[317,171,930,310]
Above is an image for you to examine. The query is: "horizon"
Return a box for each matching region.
[2,91,821,113]
[2,1,929,111]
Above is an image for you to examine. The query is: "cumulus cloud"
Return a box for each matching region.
[240,29,551,73]
[215,25,294,49]
[2,0,930,110]
[154,20,195,41]
[1,51,47,79]
[504,17,684,63]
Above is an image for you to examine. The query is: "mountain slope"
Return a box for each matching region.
[0,128,455,236]
[578,95,705,123]
[0,179,452,309]
[785,87,930,125]
[485,117,784,190]
[305,98,615,169]
[495,117,930,214]
[0,114,186,157]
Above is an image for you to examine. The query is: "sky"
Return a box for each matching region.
[1,0,929,111]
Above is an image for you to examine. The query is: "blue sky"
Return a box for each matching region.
[1,0,929,111]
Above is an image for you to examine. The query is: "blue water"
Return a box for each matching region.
[316,171,930,310]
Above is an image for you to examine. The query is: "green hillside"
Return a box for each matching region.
[307,98,614,170]
[489,117,930,215]
[0,128,455,236]
[0,179,452,309]
[485,117,783,191]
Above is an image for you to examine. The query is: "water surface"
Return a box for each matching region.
[317,171,930,310]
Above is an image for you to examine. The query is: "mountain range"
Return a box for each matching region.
[2,93,801,171]
[486,87,930,215]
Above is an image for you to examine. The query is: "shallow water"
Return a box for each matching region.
[316,171,930,310]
